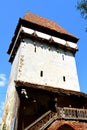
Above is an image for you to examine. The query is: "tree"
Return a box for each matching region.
[77,0,87,31]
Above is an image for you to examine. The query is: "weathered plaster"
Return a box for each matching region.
[2,45,21,130]
[17,38,80,91]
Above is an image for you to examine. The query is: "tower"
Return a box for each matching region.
[2,12,87,130]
[8,12,80,91]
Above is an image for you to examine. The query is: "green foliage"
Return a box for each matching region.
[77,0,87,31]
[77,0,87,19]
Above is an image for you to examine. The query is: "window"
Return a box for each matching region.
[62,54,64,60]
[40,71,43,77]
[34,46,36,52]
[63,76,66,82]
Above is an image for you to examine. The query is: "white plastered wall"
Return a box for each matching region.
[17,38,80,91]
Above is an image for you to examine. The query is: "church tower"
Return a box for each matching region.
[8,12,80,91]
[2,12,87,130]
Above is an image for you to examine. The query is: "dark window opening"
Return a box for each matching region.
[63,76,65,82]
[34,46,36,52]
[40,71,43,77]
[62,55,64,60]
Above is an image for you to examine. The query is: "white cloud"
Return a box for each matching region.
[0,74,7,87]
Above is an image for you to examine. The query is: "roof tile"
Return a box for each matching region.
[23,12,76,39]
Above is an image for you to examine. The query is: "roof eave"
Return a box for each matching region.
[20,18,79,42]
[7,18,79,56]
[15,80,87,99]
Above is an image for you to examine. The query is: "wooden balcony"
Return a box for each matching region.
[57,107,87,120]
[24,110,56,130]
[24,107,87,130]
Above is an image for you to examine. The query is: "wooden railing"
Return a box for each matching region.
[24,110,56,130]
[57,107,87,120]
[24,107,87,130]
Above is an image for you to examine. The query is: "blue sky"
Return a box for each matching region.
[0,0,87,123]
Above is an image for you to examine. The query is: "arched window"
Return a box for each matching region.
[58,124,74,130]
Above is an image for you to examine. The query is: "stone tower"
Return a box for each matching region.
[2,12,87,130]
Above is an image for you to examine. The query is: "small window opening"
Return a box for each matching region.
[62,55,64,60]
[40,71,43,77]
[63,76,66,82]
[34,46,36,52]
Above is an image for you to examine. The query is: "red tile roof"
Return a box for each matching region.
[23,12,77,39]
